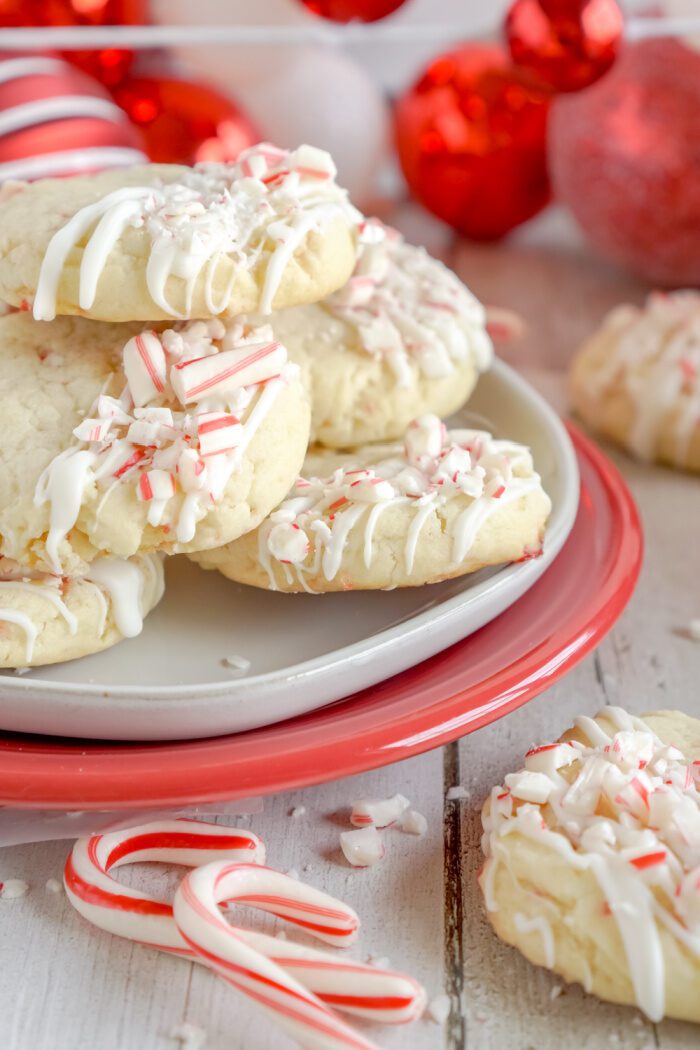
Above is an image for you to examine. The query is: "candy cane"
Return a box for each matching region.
[64,819,266,955]
[123,331,168,408]
[173,862,377,1050]
[64,823,426,1028]
[170,341,286,405]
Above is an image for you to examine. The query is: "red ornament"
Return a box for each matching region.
[112,75,259,166]
[395,44,551,241]
[550,39,700,285]
[0,1,148,88]
[299,0,407,22]
[0,54,145,182]
[505,0,623,92]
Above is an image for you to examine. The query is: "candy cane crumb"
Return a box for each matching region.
[168,1022,207,1050]
[446,785,470,801]
[220,654,250,674]
[427,994,451,1024]
[45,878,62,894]
[0,879,29,900]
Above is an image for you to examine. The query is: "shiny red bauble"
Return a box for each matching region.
[550,39,700,285]
[300,0,407,22]
[395,44,551,241]
[112,74,259,166]
[0,0,147,87]
[505,0,623,92]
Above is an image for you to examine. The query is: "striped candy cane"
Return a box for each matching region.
[64,819,266,954]
[64,822,426,1027]
[174,862,378,1050]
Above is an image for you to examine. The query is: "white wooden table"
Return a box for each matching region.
[2,213,699,1050]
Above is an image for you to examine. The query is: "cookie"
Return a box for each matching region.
[0,143,359,323]
[0,312,310,575]
[253,220,493,447]
[0,553,164,668]
[570,291,700,471]
[191,414,551,593]
[480,705,700,1024]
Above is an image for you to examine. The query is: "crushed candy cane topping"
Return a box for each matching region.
[258,413,546,591]
[578,290,700,463]
[325,219,493,386]
[33,142,360,321]
[34,319,295,571]
[481,705,700,1023]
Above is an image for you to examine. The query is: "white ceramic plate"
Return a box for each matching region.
[0,360,579,741]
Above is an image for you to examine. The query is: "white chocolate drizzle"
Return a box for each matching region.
[34,319,294,572]
[257,414,546,591]
[481,706,700,1021]
[0,553,162,663]
[325,219,493,386]
[580,291,700,463]
[32,142,360,321]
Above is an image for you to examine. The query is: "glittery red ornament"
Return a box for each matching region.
[112,75,259,166]
[395,44,551,241]
[0,54,145,182]
[550,39,700,285]
[0,1,147,88]
[299,0,407,22]
[505,0,623,92]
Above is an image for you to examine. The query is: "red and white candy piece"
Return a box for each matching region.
[73,417,112,443]
[122,331,168,408]
[339,827,385,868]
[64,819,266,954]
[267,522,310,565]
[174,862,377,1050]
[350,794,410,828]
[171,341,286,405]
[137,469,176,503]
[197,413,242,457]
[404,414,446,466]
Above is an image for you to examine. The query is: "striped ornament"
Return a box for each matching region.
[0,54,146,182]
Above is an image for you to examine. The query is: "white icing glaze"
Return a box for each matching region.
[326,219,493,386]
[513,912,555,968]
[581,291,700,463]
[34,319,294,571]
[33,142,360,321]
[257,414,544,591]
[481,706,700,1021]
[86,555,164,639]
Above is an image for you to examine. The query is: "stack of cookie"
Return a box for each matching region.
[0,142,551,669]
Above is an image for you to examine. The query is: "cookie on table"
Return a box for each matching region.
[570,291,700,472]
[0,553,164,668]
[254,220,493,448]
[0,312,310,576]
[191,414,551,593]
[0,143,359,323]
[480,705,700,1024]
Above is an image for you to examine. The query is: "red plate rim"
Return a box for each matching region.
[0,424,643,809]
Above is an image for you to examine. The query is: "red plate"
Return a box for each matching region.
[0,426,642,809]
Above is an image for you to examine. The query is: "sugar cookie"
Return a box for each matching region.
[0,553,164,667]
[192,414,551,593]
[255,220,492,447]
[480,705,700,1024]
[0,312,309,575]
[570,291,700,471]
[0,143,359,322]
